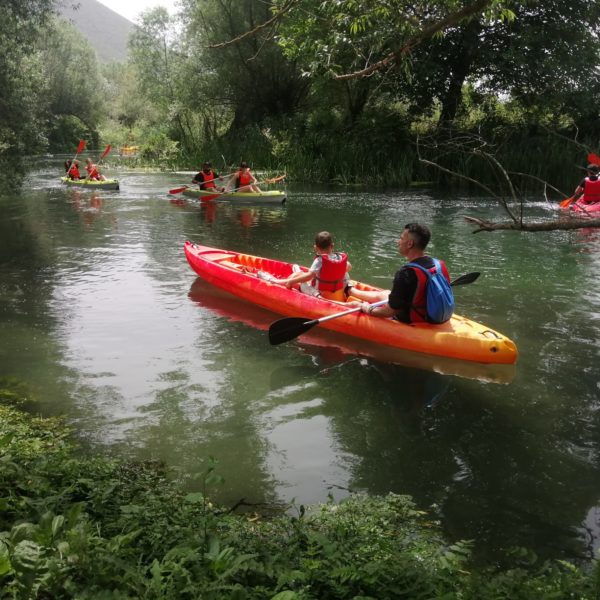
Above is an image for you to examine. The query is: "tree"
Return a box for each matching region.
[180,0,310,133]
[40,18,106,150]
[0,0,54,178]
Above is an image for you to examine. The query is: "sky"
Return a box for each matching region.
[97,0,179,22]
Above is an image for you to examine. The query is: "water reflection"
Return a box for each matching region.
[187,278,516,385]
[69,190,116,230]
[2,166,599,564]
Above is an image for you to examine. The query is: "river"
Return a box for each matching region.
[1,157,598,563]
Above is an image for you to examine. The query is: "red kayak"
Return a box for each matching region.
[184,242,518,365]
[569,200,600,215]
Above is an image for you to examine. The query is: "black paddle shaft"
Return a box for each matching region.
[268,271,480,346]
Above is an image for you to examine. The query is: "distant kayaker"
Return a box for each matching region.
[227,161,262,193]
[573,164,600,205]
[84,158,106,181]
[348,223,452,323]
[66,159,82,180]
[278,231,352,302]
[193,162,224,192]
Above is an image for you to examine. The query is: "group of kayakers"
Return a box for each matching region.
[192,161,262,194]
[64,158,106,181]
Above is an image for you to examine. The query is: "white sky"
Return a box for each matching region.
[97,0,179,22]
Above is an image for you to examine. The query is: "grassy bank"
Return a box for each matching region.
[0,383,598,598]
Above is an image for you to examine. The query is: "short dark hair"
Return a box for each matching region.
[240,161,249,168]
[404,223,431,249]
[202,161,211,168]
[314,231,333,250]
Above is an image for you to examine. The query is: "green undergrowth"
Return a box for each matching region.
[0,381,598,599]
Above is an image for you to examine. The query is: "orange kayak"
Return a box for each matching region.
[184,242,518,365]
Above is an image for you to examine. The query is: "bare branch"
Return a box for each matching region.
[508,172,568,199]
[465,215,600,233]
[334,0,494,81]
[208,0,297,49]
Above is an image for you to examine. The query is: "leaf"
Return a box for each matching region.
[271,592,300,600]
[0,540,12,577]
[52,515,65,538]
[184,492,205,504]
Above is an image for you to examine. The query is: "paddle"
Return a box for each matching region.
[66,139,86,178]
[559,196,576,209]
[587,152,600,166]
[168,171,248,195]
[201,174,286,201]
[268,271,481,346]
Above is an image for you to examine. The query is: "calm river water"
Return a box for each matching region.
[1,158,599,562]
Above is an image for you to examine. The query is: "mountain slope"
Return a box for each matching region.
[58,0,133,63]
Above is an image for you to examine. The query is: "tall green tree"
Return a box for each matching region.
[0,0,54,178]
[129,7,203,154]
[40,18,106,151]
[180,0,310,133]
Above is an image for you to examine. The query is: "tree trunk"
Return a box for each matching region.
[438,19,482,126]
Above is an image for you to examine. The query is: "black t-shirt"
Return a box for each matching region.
[388,256,436,323]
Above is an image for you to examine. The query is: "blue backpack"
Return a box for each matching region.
[406,258,454,324]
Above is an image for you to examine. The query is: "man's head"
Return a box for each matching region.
[240,161,249,169]
[314,231,334,251]
[398,223,431,256]
[202,162,211,172]
[587,164,599,176]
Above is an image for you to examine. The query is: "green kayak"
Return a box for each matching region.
[61,177,120,191]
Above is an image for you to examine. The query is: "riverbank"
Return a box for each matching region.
[0,383,597,598]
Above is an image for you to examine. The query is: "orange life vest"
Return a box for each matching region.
[198,170,217,190]
[68,164,81,179]
[86,164,100,180]
[237,170,252,187]
[315,252,348,292]
[582,177,600,204]
[408,259,451,323]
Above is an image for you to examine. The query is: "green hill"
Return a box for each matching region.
[58,0,133,63]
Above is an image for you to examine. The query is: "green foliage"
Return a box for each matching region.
[0,390,598,599]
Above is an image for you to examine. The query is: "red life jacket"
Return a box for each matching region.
[315,252,348,292]
[198,170,217,190]
[582,177,600,204]
[237,170,252,187]
[408,259,451,323]
[86,164,100,180]
[68,164,81,179]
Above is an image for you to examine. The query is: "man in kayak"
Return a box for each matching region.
[226,161,262,193]
[278,231,352,302]
[347,223,451,322]
[573,163,600,205]
[192,162,224,192]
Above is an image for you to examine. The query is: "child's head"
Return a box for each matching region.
[314,231,334,251]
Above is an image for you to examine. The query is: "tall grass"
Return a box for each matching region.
[178,108,595,196]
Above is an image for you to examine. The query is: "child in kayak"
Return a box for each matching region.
[84,158,106,181]
[277,231,352,302]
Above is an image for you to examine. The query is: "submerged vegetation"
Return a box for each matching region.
[1,382,599,598]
